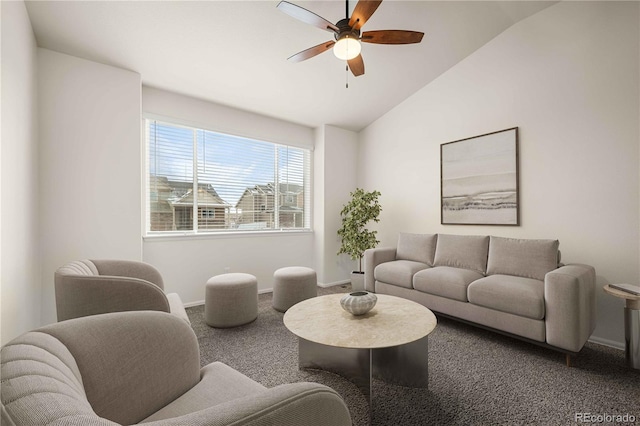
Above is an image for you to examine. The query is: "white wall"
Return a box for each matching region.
[143,86,313,148]
[1,1,41,344]
[141,87,316,302]
[144,233,314,303]
[314,125,359,285]
[358,1,639,348]
[38,49,143,325]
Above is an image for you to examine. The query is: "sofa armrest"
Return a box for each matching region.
[143,382,352,426]
[166,293,190,324]
[544,264,596,352]
[55,274,170,321]
[364,247,397,292]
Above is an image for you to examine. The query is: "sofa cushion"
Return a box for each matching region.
[396,233,437,266]
[413,266,483,302]
[467,274,545,320]
[486,236,559,281]
[433,234,490,274]
[142,362,267,422]
[374,260,430,289]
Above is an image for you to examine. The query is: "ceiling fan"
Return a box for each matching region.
[277,0,424,77]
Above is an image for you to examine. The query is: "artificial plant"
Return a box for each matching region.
[337,188,382,272]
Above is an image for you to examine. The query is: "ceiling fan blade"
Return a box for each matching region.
[347,54,365,77]
[277,1,339,33]
[288,41,336,63]
[361,30,424,44]
[349,0,383,31]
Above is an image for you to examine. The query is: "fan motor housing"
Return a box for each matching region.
[334,18,360,41]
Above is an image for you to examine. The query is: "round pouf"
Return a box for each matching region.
[272,266,317,312]
[205,273,258,328]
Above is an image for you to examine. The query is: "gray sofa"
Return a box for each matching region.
[364,233,596,365]
[0,311,352,425]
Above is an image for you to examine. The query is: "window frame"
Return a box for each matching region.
[143,117,313,238]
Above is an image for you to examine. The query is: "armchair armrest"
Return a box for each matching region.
[144,382,352,426]
[364,247,397,293]
[544,264,596,352]
[55,274,170,321]
[91,259,165,290]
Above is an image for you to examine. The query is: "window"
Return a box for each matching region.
[145,119,311,234]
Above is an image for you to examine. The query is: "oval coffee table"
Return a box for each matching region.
[283,293,437,404]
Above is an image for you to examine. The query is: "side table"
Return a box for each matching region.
[603,284,640,369]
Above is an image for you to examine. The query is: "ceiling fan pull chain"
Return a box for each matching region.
[346,64,349,88]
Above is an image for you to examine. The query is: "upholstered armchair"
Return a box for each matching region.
[1,311,352,425]
[55,259,190,323]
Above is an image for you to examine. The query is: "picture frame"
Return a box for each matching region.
[440,127,519,226]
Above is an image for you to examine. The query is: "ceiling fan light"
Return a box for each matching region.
[333,35,361,60]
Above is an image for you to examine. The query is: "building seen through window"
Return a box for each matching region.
[146,120,310,234]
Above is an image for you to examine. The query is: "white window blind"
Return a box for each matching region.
[146,119,311,234]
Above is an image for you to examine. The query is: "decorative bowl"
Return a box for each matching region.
[340,291,377,316]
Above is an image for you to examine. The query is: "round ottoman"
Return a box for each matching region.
[205,273,258,328]
[272,266,317,312]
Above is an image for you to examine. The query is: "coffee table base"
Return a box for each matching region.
[625,307,640,369]
[298,335,429,404]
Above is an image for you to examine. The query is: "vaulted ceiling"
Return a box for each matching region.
[25,1,555,131]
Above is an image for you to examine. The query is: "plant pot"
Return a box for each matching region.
[350,271,365,292]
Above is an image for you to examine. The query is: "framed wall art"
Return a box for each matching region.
[440,127,519,226]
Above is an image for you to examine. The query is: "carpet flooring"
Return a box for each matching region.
[186,285,639,425]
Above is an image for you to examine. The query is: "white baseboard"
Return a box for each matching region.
[588,336,625,351]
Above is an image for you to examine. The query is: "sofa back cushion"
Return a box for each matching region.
[91,259,165,290]
[433,234,490,274]
[56,259,99,276]
[40,312,201,425]
[0,331,108,425]
[486,236,559,281]
[396,233,437,266]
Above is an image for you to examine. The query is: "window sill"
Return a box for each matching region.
[143,229,313,242]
